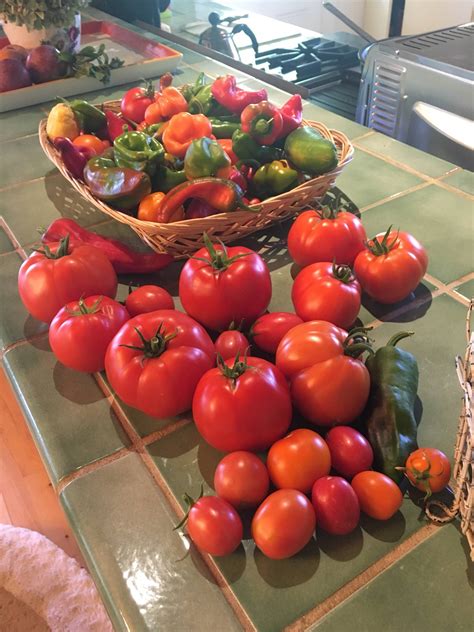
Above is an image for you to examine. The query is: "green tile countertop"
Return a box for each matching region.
[1,7,473,632]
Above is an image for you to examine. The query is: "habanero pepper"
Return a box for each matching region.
[184,137,232,180]
[211,75,267,114]
[217,138,238,164]
[362,331,419,484]
[158,178,257,223]
[144,87,188,124]
[41,218,173,274]
[162,112,212,158]
[241,101,283,145]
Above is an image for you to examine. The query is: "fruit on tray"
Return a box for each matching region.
[26,44,66,83]
[0,57,32,92]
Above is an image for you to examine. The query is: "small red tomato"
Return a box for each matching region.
[73,134,108,156]
[291,261,361,329]
[325,426,374,479]
[404,448,451,495]
[214,451,269,508]
[187,496,243,556]
[351,471,403,520]
[267,428,331,493]
[311,476,360,535]
[251,312,303,354]
[49,295,129,373]
[125,285,174,316]
[252,489,316,559]
[214,330,250,360]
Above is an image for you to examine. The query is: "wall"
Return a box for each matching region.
[401,0,473,35]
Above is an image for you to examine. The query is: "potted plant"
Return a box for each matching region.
[0,0,89,51]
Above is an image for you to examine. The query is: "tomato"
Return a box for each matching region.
[18,239,117,324]
[105,310,214,418]
[214,451,269,508]
[252,490,316,559]
[404,448,451,495]
[312,476,360,535]
[187,496,243,556]
[354,229,428,304]
[292,262,361,329]
[193,356,291,452]
[125,285,174,316]
[250,312,303,354]
[351,471,403,520]
[276,321,370,426]
[267,429,331,493]
[288,208,366,267]
[73,134,108,156]
[325,426,374,479]
[179,241,272,332]
[121,84,155,123]
[49,296,129,372]
[214,330,250,360]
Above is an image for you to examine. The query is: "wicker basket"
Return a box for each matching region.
[39,100,353,258]
[426,300,474,561]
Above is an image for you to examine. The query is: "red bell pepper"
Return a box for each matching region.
[240,101,283,145]
[211,75,267,114]
[42,218,173,274]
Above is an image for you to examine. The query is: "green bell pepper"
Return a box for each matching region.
[184,137,231,180]
[232,129,282,167]
[113,130,164,176]
[284,126,338,175]
[84,153,151,210]
[154,165,187,193]
[362,331,419,483]
[209,116,241,139]
[253,160,299,198]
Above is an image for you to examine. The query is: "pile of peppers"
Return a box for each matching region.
[47,72,339,223]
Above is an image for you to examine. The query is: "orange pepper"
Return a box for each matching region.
[217,138,238,165]
[138,191,185,223]
[145,87,188,125]
[162,112,212,158]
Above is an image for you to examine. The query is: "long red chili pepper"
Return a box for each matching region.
[42,218,173,274]
[105,110,132,142]
[211,75,267,114]
[53,137,93,181]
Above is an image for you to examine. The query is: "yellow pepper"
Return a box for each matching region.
[46,103,80,141]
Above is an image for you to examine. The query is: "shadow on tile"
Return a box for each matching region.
[362,283,433,323]
[317,526,364,562]
[197,440,226,488]
[23,318,49,346]
[212,543,247,584]
[43,170,105,226]
[360,511,406,543]
[253,537,320,587]
[53,361,106,405]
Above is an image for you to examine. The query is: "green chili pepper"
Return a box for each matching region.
[84,154,151,210]
[209,117,241,139]
[114,130,164,176]
[284,126,338,175]
[180,72,207,102]
[232,129,282,166]
[153,165,187,193]
[184,137,231,180]
[253,160,298,197]
[362,331,419,483]
[61,98,106,134]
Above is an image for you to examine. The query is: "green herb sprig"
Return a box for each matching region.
[59,43,124,85]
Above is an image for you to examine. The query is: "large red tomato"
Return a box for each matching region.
[354,228,428,304]
[179,239,271,331]
[250,312,303,354]
[121,84,155,123]
[311,476,360,535]
[252,490,316,559]
[292,261,361,329]
[192,356,292,452]
[49,296,129,373]
[105,310,214,418]
[267,429,331,493]
[214,451,269,508]
[18,237,117,324]
[288,207,366,267]
[187,496,243,556]
[276,320,370,426]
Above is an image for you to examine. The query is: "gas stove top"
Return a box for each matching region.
[254,37,361,119]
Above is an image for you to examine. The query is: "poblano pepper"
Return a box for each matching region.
[232,129,282,167]
[114,130,164,175]
[60,98,106,134]
[184,137,231,179]
[253,160,298,197]
[362,331,419,484]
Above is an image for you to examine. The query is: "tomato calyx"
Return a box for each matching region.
[173,484,204,531]
[343,326,374,358]
[138,78,155,100]
[66,296,103,317]
[192,232,251,271]
[34,234,70,260]
[366,225,400,256]
[331,261,354,284]
[396,449,441,500]
[121,322,178,358]
[217,350,252,384]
